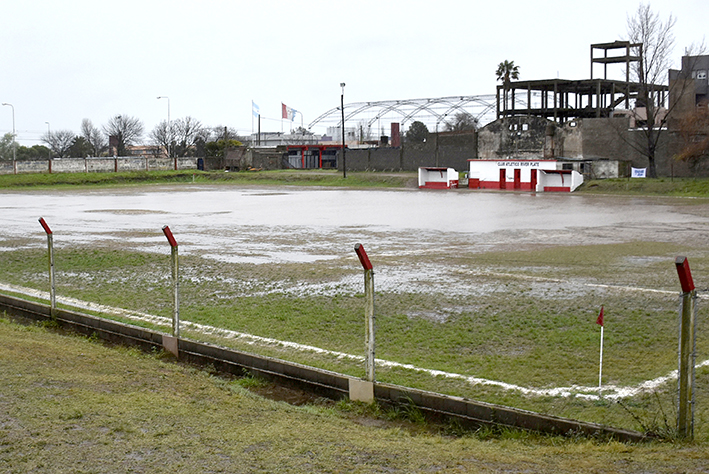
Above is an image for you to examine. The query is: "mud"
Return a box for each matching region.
[3,185,708,251]
[3,185,709,299]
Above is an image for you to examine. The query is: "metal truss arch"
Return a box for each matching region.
[308,95,497,135]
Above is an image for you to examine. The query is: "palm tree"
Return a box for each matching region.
[496,60,520,112]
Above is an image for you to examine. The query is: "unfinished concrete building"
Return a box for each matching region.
[475,41,705,178]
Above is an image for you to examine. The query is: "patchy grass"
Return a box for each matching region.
[0,169,417,189]
[3,238,708,439]
[7,170,709,196]
[579,177,709,197]
[3,315,709,473]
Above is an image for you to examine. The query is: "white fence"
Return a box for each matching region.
[0,157,199,175]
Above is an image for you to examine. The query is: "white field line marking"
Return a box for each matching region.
[1,282,701,401]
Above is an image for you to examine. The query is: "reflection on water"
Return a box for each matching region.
[0,185,703,264]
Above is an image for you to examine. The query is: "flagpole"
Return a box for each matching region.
[598,325,604,398]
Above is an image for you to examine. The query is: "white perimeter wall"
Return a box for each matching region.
[0,157,198,175]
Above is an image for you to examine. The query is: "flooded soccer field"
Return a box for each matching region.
[2,183,708,261]
[3,183,709,434]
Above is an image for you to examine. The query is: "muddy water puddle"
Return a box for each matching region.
[2,185,709,297]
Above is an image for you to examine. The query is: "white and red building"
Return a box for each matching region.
[418,167,459,189]
[467,159,583,192]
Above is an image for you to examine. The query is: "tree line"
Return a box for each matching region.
[0,115,244,161]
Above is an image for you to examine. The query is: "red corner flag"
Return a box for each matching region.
[596,306,604,327]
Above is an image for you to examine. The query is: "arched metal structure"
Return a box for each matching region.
[308,95,497,135]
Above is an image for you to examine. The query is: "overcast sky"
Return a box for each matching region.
[1,0,705,146]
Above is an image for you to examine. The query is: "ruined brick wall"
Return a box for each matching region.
[477,117,549,160]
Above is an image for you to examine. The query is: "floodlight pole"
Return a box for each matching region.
[340,83,346,179]
[38,218,56,318]
[163,225,180,337]
[355,243,375,382]
[675,256,697,439]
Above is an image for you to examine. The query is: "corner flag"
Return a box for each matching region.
[596,306,604,327]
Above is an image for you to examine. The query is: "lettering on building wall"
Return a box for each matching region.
[496,161,541,167]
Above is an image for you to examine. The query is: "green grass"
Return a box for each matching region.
[579,177,709,197]
[6,169,709,196]
[4,316,709,473]
[0,169,417,189]
[3,239,708,439]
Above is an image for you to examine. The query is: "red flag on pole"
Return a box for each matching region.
[596,306,604,327]
[281,103,288,119]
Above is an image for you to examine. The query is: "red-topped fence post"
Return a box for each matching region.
[163,226,180,338]
[675,256,697,439]
[38,217,56,318]
[355,243,375,382]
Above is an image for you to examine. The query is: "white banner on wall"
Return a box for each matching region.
[631,167,647,178]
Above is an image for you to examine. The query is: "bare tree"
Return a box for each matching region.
[173,117,205,157]
[150,120,171,157]
[622,4,708,178]
[150,116,205,157]
[625,3,676,178]
[41,130,76,158]
[81,119,106,157]
[103,115,144,156]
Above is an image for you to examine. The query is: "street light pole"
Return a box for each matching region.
[2,103,16,161]
[340,83,346,179]
[157,96,170,158]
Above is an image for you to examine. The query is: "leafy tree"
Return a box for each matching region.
[206,125,241,142]
[0,133,15,160]
[496,60,520,110]
[405,121,429,144]
[103,115,144,156]
[15,145,51,160]
[205,139,243,158]
[81,119,106,157]
[41,130,76,158]
[68,136,94,158]
[444,112,479,132]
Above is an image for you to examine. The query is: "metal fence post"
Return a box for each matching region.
[675,256,697,439]
[38,217,56,318]
[163,226,180,338]
[355,243,375,382]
